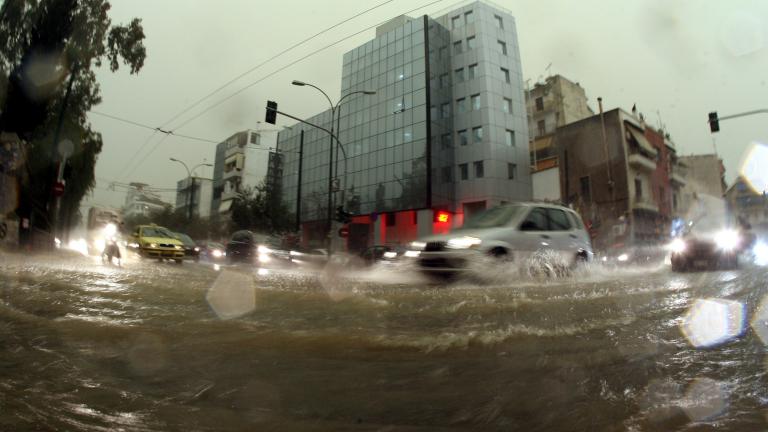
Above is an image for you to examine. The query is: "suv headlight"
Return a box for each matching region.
[409,241,426,251]
[715,229,739,251]
[148,243,158,249]
[175,245,183,250]
[446,236,482,249]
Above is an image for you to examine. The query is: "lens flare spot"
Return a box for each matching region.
[680,298,745,348]
[681,378,729,422]
[753,242,768,266]
[206,270,255,320]
[740,142,768,194]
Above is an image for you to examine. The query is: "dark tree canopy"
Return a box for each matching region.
[0,0,147,237]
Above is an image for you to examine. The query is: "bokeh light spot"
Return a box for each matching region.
[206,270,255,320]
[681,378,728,422]
[740,142,768,194]
[680,298,745,348]
[750,296,768,345]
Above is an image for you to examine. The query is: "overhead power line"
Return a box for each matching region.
[170,0,448,133]
[161,0,398,131]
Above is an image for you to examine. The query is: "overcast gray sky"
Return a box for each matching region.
[84,0,768,209]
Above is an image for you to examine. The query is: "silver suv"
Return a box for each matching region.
[407,203,593,274]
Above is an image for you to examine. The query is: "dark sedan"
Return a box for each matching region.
[226,230,255,263]
[173,232,200,262]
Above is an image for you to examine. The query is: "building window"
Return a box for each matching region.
[441,166,453,182]
[468,63,478,79]
[471,94,480,111]
[466,36,476,50]
[505,129,515,147]
[441,133,452,149]
[673,193,678,210]
[503,97,512,113]
[249,133,259,145]
[635,178,643,199]
[472,126,483,143]
[535,96,544,111]
[494,14,504,29]
[508,163,517,179]
[458,129,468,146]
[464,10,474,24]
[440,73,449,87]
[659,187,665,204]
[474,160,484,178]
[454,67,464,82]
[456,97,467,113]
[452,15,461,29]
[459,163,468,180]
[580,176,592,203]
[498,40,507,55]
[501,67,510,83]
[453,40,463,54]
[537,120,546,136]
[441,103,450,119]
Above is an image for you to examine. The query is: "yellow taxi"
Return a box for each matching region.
[128,224,185,263]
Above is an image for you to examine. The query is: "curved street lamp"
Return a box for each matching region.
[291,80,376,253]
[170,158,212,220]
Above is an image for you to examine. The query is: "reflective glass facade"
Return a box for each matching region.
[278,1,531,227]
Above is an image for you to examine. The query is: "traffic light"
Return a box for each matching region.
[708,111,720,133]
[335,206,352,223]
[265,100,278,124]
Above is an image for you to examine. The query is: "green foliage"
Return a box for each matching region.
[123,207,227,242]
[0,0,147,236]
[230,183,294,235]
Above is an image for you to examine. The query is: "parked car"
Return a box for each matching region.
[173,232,200,262]
[127,224,185,263]
[197,241,227,261]
[405,203,593,275]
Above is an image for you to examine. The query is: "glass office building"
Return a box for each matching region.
[277,1,530,248]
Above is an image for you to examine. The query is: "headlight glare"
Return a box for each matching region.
[715,229,739,251]
[446,236,482,249]
[409,241,426,251]
[669,238,686,254]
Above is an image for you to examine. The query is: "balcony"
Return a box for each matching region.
[628,153,657,172]
[632,196,659,213]
[671,172,687,187]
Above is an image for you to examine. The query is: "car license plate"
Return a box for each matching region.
[694,260,708,267]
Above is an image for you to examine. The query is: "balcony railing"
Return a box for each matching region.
[628,153,657,172]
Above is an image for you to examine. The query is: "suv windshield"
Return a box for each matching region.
[461,205,525,229]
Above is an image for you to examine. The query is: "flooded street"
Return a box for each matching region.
[1,251,767,431]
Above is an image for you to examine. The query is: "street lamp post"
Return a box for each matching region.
[170,158,212,220]
[291,80,375,254]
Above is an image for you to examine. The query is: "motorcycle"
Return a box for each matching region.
[102,238,122,266]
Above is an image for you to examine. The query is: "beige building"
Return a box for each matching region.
[677,154,726,217]
[725,176,768,232]
[526,75,594,140]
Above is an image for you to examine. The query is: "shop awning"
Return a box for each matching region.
[626,125,658,157]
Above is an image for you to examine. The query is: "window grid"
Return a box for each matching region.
[505,129,515,147]
[474,160,484,178]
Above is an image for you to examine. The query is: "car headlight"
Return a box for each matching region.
[404,250,420,258]
[617,253,629,262]
[212,249,223,258]
[446,236,482,249]
[102,223,117,238]
[383,251,398,259]
[409,241,426,251]
[148,243,158,248]
[669,238,686,254]
[175,245,183,250]
[128,242,139,248]
[258,253,271,263]
[257,245,272,254]
[194,247,200,252]
[715,229,739,251]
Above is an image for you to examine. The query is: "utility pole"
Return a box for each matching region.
[51,62,79,245]
[295,130,304,232]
